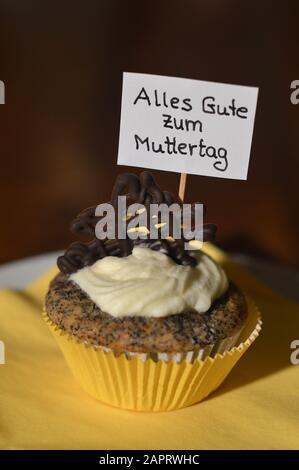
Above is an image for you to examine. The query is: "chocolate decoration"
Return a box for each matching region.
[70,205,98,236]
[58,171,217,274]
[111,173,141,207]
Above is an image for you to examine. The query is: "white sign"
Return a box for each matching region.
[117,72,258,180]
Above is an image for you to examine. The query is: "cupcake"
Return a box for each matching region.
[44,171,261,411]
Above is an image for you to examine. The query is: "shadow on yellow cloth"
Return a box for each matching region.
[0,244,298,449]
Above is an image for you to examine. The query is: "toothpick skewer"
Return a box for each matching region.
[179,173,187,202]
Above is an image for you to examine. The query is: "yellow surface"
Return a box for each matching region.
[0,244,298,449]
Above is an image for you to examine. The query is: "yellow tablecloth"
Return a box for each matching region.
[0,244,298,450]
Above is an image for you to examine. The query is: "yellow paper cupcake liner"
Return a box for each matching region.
[43,294,262,412]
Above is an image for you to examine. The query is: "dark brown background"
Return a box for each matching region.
[0,0,298,266]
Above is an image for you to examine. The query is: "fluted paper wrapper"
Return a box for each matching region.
[44,295,261,411]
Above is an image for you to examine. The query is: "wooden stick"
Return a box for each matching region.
[179,173,187,202]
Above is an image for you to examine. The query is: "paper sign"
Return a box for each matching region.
[117,72,258,180]
[0,81,4,104]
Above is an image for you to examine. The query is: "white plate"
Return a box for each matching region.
[0,251,298,302]
[0,251,61,290]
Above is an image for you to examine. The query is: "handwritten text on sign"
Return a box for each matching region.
[117,73,258,180]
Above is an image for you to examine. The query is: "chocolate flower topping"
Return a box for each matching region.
[57,171,216,274]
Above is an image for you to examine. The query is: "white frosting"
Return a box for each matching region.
[70,247,228,318]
